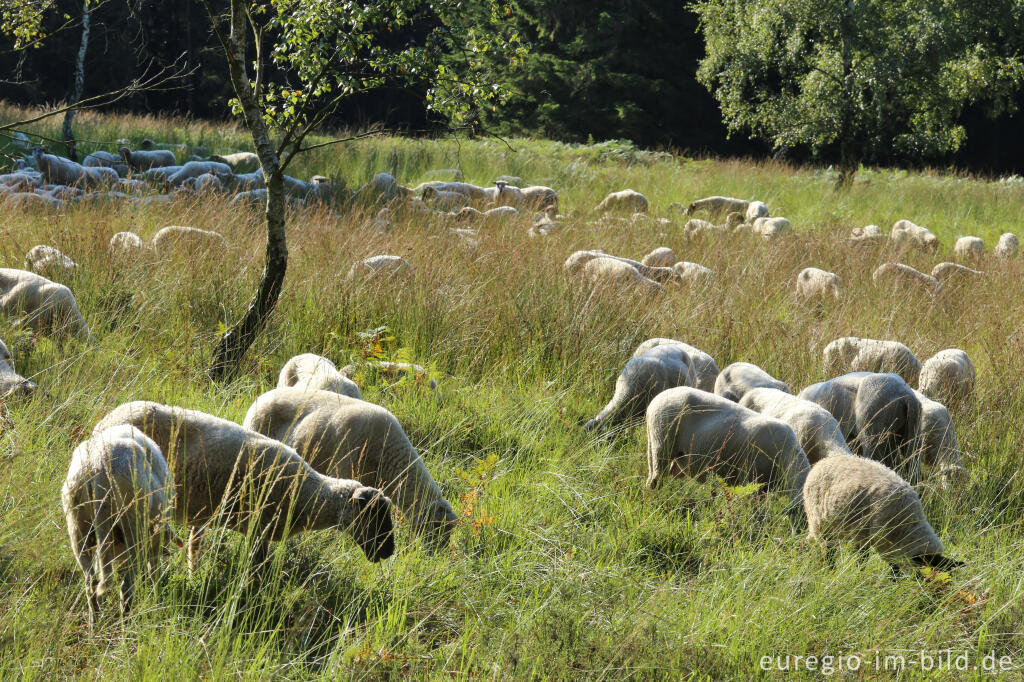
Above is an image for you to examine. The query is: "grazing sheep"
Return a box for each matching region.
[931,262,984,285]
[803,454,963,573]
[167,160,232,186]
[685,196,750,217]
[108,232,151,261]
[995,233,1019,259]
[918,349,975,406]
[24,245,77,278]
[422,186,470,210]
[912,390,967,488]
[243,388,457,550]
[415,181,487,202]
[141,165,184,185]
[891,219,938,250]
[849,224,885,244]
[672,261,715,285]
[180,173,223,194]
[339,361,440,399]
[562,250,674,282]
[151,226,227,256]
[581,257,663,293]
[4,192,60,209]
[346,255,413,282]
[822,337,921,387]
[798,372,923,484]
[632,338,720,392]
[119,146,178,171]
[62,425,173,620]
[34,148,118,190]
[751,216,793,239]
[746,200,769,221]
[277,353,362,400]
[0,268,92,342]
[954,236,985,262]
[92,402,395,570]
[584,341,698,431]
[740,388,853,464]
[594,189,648,214]
[682,218,722,238]
[641,247,676,268]
[0,337,37,396]
[714,362,791,402]
[83,151,129,177]
[519,185,559,211]
[645,388,811,516]
[528,207,559,237]
[796,267,842,300]
[872,262,941,295]
[209,152,259,173]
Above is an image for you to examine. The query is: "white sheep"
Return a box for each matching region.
[83,150,129,177]
[167,161,232,186]
[421,186,470,210]
[645,388,810,518]
[209,151,259,173]
[954,236,984,262]
[796,267,842,300]
[739,388,853,464]
[151,226,227,257]
[24,245,77,278]
[92,401,396,570]
[0,337,36,396]
[931,262,984,285]
[672,261,715,285]
[62,425,173,620]
[582,257,664,293]
[995,233,1019,259]
[641,247,676,268]
[685,196,749,217]
[872,262,942,296]
[746,200,770,221]
[119,146,177,171]
[912,390,967,488]
[563,250,674,283]
[713,362,791,402]
[108,231,152,261]
[34,148,118,190]
[243,388,457,550]
[346,255,413,282]
[632,338,720,392]
[822,337,921,387]
[891,219,938,250]
[684,212,744,239]
[277,353,362,399]
[798,372,923,484]
[849,224,885,244]
[803,454,963,573]
[594,189,648,214]
[918,349,975,406]
[751,216,793,239]
[519,185,558,211]
[0,268,92,342]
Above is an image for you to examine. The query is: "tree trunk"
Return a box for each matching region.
[61,0,91,162]
[208,0,288,381]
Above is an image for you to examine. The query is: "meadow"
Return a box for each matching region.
[1,103,1024,679]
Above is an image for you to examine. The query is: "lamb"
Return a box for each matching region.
[803,454,964,573]
[151,226,227,256]
[746,200,770,221]
[92,401,395,570]
[209,152,259,173]
[277,353,362,400]
[796,267,842,300]
[645,388,811,516]
[849,224,885,244]
[912,390,967,488]
[713,362,791,402]
[872,262,941,295]
[242,388,457,550]
[62,425,173,620]
[109,232,152,261]
[641,247,676,268]
[739,388,853,464]
[24,245,77,278]
[0,337,37,396]
[994,233,1019,259]
[931,262,984,285]
[119,146,178,171]
[672,261,715,285]
[954,236,984,262]
[890,219,938,250]
[581,257,664,293]
[685,195,750,217]
[584,341,698,431]
[34,148,118,190]
[594,189,648,214]
[346,255,413,282]
[918,349,975,406]
[822,337,921,387]
[631,338,720,392]
[339,361,440,400]
[798,372,922,484]
[0,268,92,342]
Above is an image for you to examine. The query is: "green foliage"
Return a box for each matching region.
[0,0,58,48]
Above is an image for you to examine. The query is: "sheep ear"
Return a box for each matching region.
[350,487,377,506]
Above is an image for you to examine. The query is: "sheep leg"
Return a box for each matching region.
[645,432,666,489]
[68,518,100,623]
[117,517,141,617]
[91,499,118,612]
[187,526,203,576]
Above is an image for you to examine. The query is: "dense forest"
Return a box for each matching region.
[2,0,1023,174]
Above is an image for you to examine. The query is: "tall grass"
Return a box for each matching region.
[0,104,1023,678]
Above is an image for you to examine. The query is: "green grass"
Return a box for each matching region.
[1,103,1024,679]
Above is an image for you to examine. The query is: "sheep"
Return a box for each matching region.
[422,186,471,210]
[798,372,923,484]
[849,224,885,244]
[632,338,720,392]
[242,388,457,550]
[672,261,715,285]
[684,212,744,239]
[528,208,559,238]
[339,361,440,400]
[0,337,36,397]
[209,152,259,173]
[415,181,488,202]
[92,401,395,570]
[739,388,853,464]
[746,200,770,221]
[594,189,648,214]
[83,150,129,177]
[519,185,559,211]
[141,165,184,185]
[645,388,811,517]
[713,362,791,402]
[796,267,842,300]
[167,160,232,186]
[995,233,1019,259]
[346,255,413,282]
[119,146,177,172]
[822,337,921,387]
[33,148,118,190]
[751,216,793,239]
[584,341,698,431]
[912,390,967,488]
[931,262,984,285]
[109,232,152,261]
[24,245,77,278]
[277,353,362,400]
[563,250,675,282]
[685,196,749,217]
[954,236,985,262]
[582,257,664,293]
[891,219,938,250]
[0,268,92,342]
[495,174,525,186]
[452,206,518,225]
[151,226,227,257]
[918,349,975,406]
[803,454,964,574]
[179,173,223,194]
[62,425,173,620]
[4,192,60,210]
[641,247,676,268]
[0,171,42,192]
[481,181,524,207]
[872,262,942,295]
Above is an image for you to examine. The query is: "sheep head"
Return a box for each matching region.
[347,486,395,562]
[414,499,459,554]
